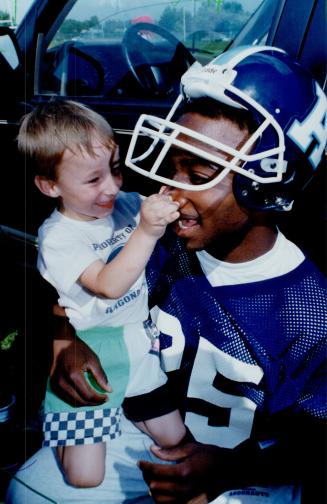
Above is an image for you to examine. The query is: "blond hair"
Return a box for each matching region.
[17,100,115,180]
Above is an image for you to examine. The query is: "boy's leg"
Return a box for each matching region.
[6,415,300,504]
[57,442,106,488]
[136,410,187,448]
[6,415,155,503]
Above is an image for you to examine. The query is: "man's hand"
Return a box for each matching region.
[50,314,111,406]
[138,441,227,503]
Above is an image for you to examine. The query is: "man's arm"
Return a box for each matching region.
[50,308,111,406]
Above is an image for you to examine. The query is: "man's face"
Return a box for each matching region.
[162,112,251,256]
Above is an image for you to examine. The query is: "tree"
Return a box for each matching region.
[103,19,125,38]
[83,15,100,31]
[159,6,192,36]
[0,10,10,21]
[59,18,84,39]
[159,6,180,32]
[224,2,244,14]
[196,0,246,37]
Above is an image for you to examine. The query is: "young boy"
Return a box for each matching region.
[17,100,187,488]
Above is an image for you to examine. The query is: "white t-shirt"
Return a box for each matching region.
[196,230,305,287]
[38,191,149,330]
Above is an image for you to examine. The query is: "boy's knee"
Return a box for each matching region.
[64,466,105,488]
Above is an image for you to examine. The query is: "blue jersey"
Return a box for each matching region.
[146,232,327,449]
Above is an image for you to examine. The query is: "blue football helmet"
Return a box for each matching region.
[126,45,327,211]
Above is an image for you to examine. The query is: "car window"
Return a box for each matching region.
[37,0,263,100]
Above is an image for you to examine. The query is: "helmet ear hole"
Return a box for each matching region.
[233,173,295,212]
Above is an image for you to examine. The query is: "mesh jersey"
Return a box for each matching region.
[146,232,327,448]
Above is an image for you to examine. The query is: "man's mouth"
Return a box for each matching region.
[177,216,199,229]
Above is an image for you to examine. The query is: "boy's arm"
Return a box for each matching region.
[50,308,111,406]
[80,194,179,299]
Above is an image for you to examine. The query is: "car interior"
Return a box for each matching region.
[0,0,325,500]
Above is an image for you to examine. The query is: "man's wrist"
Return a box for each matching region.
[52,305,75,341]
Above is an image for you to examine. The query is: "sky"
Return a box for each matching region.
[1,0,32,22]
[2,0,263,24]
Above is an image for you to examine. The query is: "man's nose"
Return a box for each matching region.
[160,184,187,206]
[160,185,172,196]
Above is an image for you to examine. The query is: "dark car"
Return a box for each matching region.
[0,0,325,498]
[0,0,325,235]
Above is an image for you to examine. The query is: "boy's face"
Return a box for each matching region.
[54,137,122,221]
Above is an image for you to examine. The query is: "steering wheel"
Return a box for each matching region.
[122,22,195,94]
[55,41,105,96]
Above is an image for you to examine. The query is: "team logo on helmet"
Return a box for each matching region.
[287,83,327,169]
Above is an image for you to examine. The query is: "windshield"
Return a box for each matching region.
[0,0,35,28]
[51,0,264,64]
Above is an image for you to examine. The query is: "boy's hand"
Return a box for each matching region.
[140,193,179,239]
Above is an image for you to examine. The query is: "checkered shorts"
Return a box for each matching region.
[43,407,122,447]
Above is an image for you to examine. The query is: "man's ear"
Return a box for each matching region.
[34,176,60,198]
